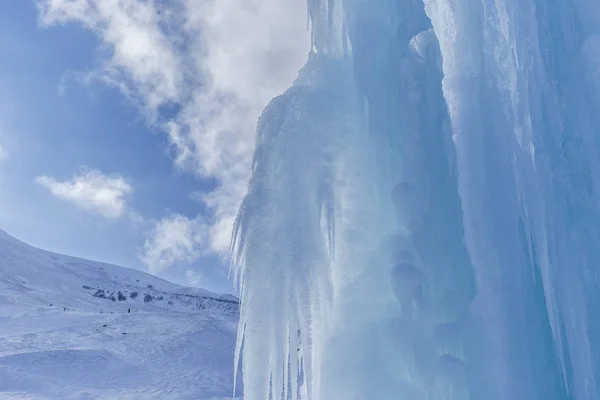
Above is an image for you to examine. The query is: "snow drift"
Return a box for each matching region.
[0,229,240,399]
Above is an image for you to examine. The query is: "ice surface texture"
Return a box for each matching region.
[232,0,600,399]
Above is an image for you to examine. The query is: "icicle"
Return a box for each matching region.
[234,0,600,398]
[231,52,357,400]
[232,322,245,398]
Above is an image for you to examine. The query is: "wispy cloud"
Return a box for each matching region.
[36,169,133,219]
[0,145,7,161]
[38,0,183,114]
[185,269,204,287]
[139,214,208,274]
[37,0,310,267]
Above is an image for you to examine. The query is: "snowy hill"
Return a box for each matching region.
[0,229,241,400]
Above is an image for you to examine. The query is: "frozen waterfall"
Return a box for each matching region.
[231,0,600,399]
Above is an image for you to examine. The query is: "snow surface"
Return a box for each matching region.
[0,229,240,400]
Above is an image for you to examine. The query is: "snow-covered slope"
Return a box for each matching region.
[0,229,241,400]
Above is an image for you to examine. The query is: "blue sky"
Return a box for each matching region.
[0,0,310,293]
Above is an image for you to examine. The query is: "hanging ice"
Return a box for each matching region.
[231,0,600,399]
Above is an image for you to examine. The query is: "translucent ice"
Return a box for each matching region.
[233,0,600,399]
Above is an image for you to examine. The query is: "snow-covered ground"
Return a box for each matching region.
[0,229,241,400]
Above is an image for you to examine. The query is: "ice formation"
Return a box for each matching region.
[232,0,600,399]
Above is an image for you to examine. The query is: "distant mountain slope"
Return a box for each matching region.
[0,229,241,400]
[0,229,238,317]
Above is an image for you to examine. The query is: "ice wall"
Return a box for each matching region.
[232,0,600,399]
[424,0,600,398]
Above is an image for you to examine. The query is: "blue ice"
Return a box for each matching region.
[232,0,600,399]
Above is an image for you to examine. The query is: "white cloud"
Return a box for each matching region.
[37,0,311,264]
[185,269,204,287]
[140,214,208,274]
[38,0,183,114]
[36,169,133,218]
[0,145,7,161]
